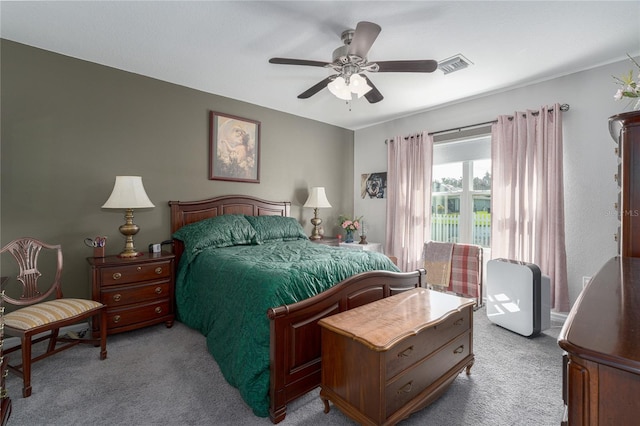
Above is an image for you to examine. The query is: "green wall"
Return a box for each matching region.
[1,40,354,299]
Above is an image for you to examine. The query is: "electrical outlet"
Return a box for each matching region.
[582,276,592,288]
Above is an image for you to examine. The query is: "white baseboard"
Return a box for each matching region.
[550,311,567,324]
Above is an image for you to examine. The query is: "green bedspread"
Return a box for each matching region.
[175,239,399,417]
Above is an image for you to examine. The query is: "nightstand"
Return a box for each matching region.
[309,237,340,247]
[87,251,175,336]
[340,241,383,253]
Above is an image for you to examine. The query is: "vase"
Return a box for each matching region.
[345,230,354,243]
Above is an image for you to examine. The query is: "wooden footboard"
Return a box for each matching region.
[267,268,426,424]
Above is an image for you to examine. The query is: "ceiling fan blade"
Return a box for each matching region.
[269,58,331,68]
[375,60,438,73]
[362,75,383,104]
[298,76,336,99]
[348,21,381,59]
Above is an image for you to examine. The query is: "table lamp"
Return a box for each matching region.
[303,187,332,240]
[102,176,155,258]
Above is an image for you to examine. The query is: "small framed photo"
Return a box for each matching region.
[209,111,260,183]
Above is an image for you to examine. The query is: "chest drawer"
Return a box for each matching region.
[100,281,171,307]
[385,309,470,379]
[385,331,472,415]
[99,260,171,286]
[107,299,171,329]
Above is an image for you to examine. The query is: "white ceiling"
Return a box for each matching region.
[2,1,639,130]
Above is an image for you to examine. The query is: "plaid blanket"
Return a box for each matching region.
[449,243,481,298]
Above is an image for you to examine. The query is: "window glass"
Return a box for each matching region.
[431,139,491,248]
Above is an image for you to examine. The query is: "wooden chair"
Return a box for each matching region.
[0,238,107,397]
[1,278,11,425]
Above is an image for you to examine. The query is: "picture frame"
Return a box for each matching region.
[361,172,387,199]
[209,111,260,183]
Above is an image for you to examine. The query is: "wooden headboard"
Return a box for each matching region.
[168,195,291,262]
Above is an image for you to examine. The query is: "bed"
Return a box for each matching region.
[169,195,425,423]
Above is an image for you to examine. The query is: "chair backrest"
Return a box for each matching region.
[0,238,63,306]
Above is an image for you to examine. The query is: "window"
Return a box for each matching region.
[431,135,491,248]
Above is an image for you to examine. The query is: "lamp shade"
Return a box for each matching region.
[102,176,155,209]
[303,187,332,208]
[349,74,372,98]
[327,74,372,100]
[327,77,352,101]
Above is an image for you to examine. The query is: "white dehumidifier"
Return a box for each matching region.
[486,258,550,337]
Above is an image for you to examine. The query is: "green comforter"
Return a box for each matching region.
[175,239,399,417]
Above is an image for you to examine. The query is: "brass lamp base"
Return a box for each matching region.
[309,208,323,240]
[117,208,144,258]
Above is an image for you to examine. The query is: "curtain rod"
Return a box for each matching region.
[386,103,570,142]
[428,103,570,137]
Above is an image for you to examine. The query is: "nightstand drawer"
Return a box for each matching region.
[100,281,171,307]
[107,300,171,329]
[99,260,171,286]
[384,309,470,379]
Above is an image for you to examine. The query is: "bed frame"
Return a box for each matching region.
[169,195,426,423]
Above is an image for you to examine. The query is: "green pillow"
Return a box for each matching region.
[245,215,308,244]
[172,214,257,254]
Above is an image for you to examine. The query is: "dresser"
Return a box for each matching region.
[558,110,640,425]
[609,110,640,256]
[319,288,475,425]
[558,257,640,425]
[88,251,175,336]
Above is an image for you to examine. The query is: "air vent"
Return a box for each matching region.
[438,54,473,75]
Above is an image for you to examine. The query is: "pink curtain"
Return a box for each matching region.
[491,103,570,312]
[385,132,433,271]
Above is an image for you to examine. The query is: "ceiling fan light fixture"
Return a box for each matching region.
[349,74,372,98]
[328,74,372,100]
[328,76,352,100]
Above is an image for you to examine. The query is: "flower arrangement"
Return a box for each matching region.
[338,215,363,233]
[613,54,640,111]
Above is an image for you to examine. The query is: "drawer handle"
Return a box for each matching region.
[112,272,122,280]
[398,346,413,358]
[137,266,142,271]
[155,267,163,275]
[453,345,465,354]
[454,318,464,326]
[397,381,413,395]
[113,315,121,323]
[155,306,163,314]
[155,286,163,294]
[112,294,122,302]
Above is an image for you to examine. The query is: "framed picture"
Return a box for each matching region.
[209,111,260,183]
[361,172,387,199]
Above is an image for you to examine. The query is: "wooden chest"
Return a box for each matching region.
[318,288,475,425]
[88,251,175,335]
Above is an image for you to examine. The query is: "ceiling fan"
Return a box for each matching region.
[269,21,438,103]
